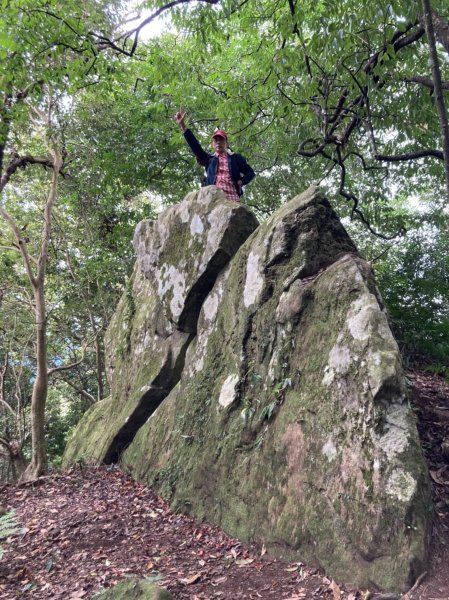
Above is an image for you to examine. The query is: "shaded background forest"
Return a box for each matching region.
[1,0,448,479]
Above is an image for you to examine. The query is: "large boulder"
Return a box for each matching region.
[64,185,431,592]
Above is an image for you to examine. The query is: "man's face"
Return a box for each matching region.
[212,136,227,153]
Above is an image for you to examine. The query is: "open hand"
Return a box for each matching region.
[175,110,186,124]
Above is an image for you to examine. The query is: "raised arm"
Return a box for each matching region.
[175,111,211,167]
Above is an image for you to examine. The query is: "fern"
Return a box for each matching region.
[0,509,22,560]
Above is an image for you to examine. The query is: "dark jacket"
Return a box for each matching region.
[184,129,255,196]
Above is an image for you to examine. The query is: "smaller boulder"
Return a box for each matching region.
[92,579,173,600]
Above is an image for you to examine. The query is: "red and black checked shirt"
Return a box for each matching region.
[215,152,240,202]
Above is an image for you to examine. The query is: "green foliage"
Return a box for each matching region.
[130,0,449,224]
[0,510,23,559]
[349,206,449,365]
[44,385,92,465]
[376,224,449,364]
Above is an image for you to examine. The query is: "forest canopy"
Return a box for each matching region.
[1,0,448,478]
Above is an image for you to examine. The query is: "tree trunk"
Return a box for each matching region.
[10,449,26,482]
[421,0,449,202]
[95,335,104,401]
[89,312,104,401]
[21,285,48,481]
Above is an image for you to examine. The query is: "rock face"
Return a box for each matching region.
[64,185,431,592]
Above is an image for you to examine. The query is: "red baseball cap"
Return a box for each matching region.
[212,130,228,140]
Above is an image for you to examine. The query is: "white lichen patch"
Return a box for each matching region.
[376,404,411,460]
[244,251,264,308]
[322,366,334,386]
[205,205,228,252]
[198,185,219,205]
[267,349,279,382]
[321,344,351,386]
[143,332,153,348]
[218,374,240,408]
[158,221,169,250]
[190,214,204,236]
[156,265,186,320]
[322,437,337,461]
[346,294,381,341]
[367,350,401,400]
[354,271,364,284]
[203,291,220,323]
[385,403,410,428]
[266,223,287,264]
[178,200,190,223]
[193,355,204,374]
[385,469,417,503]
[329,344,351,373]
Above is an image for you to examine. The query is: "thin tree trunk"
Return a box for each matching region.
[20,131,62,482]
[24,284,49,479]
[421,0,449,202]
[88,312,104,401]
[95,334,104,401]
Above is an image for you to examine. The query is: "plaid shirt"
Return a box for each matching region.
[215,152,240,202]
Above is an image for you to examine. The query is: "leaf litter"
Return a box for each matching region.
[0,367,448,600]
[0,466,354,599]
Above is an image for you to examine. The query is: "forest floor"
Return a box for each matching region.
[0,368,448,600]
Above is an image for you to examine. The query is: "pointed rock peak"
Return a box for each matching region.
[133,187,259,332]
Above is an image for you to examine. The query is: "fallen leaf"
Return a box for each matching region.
[69,590,86,599]
[430,468,449,486]
[260,544,267,556]
[198,559,206,566]
[284,566,298,572]
[180,572,202,585]
[329,579,341,600]
[235,558,254,566]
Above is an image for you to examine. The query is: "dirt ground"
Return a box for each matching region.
[0,368,448,600]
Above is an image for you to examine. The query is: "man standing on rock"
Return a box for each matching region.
[175,111,255,201]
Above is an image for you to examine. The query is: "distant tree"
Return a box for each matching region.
[0,0,129,480]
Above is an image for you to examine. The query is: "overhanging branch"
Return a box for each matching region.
[375,149,444,162]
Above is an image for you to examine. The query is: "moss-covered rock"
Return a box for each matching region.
[65,185,431,592]
[63,187,258,464]
[92,579,173,600]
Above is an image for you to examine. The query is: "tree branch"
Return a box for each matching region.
[105,0,220,56]
[56,375,96,405]
[404,75,449,90]
[335,146,405,240]
[375,149,444,162]
[421,0,449,201]
[47,349,85,377]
